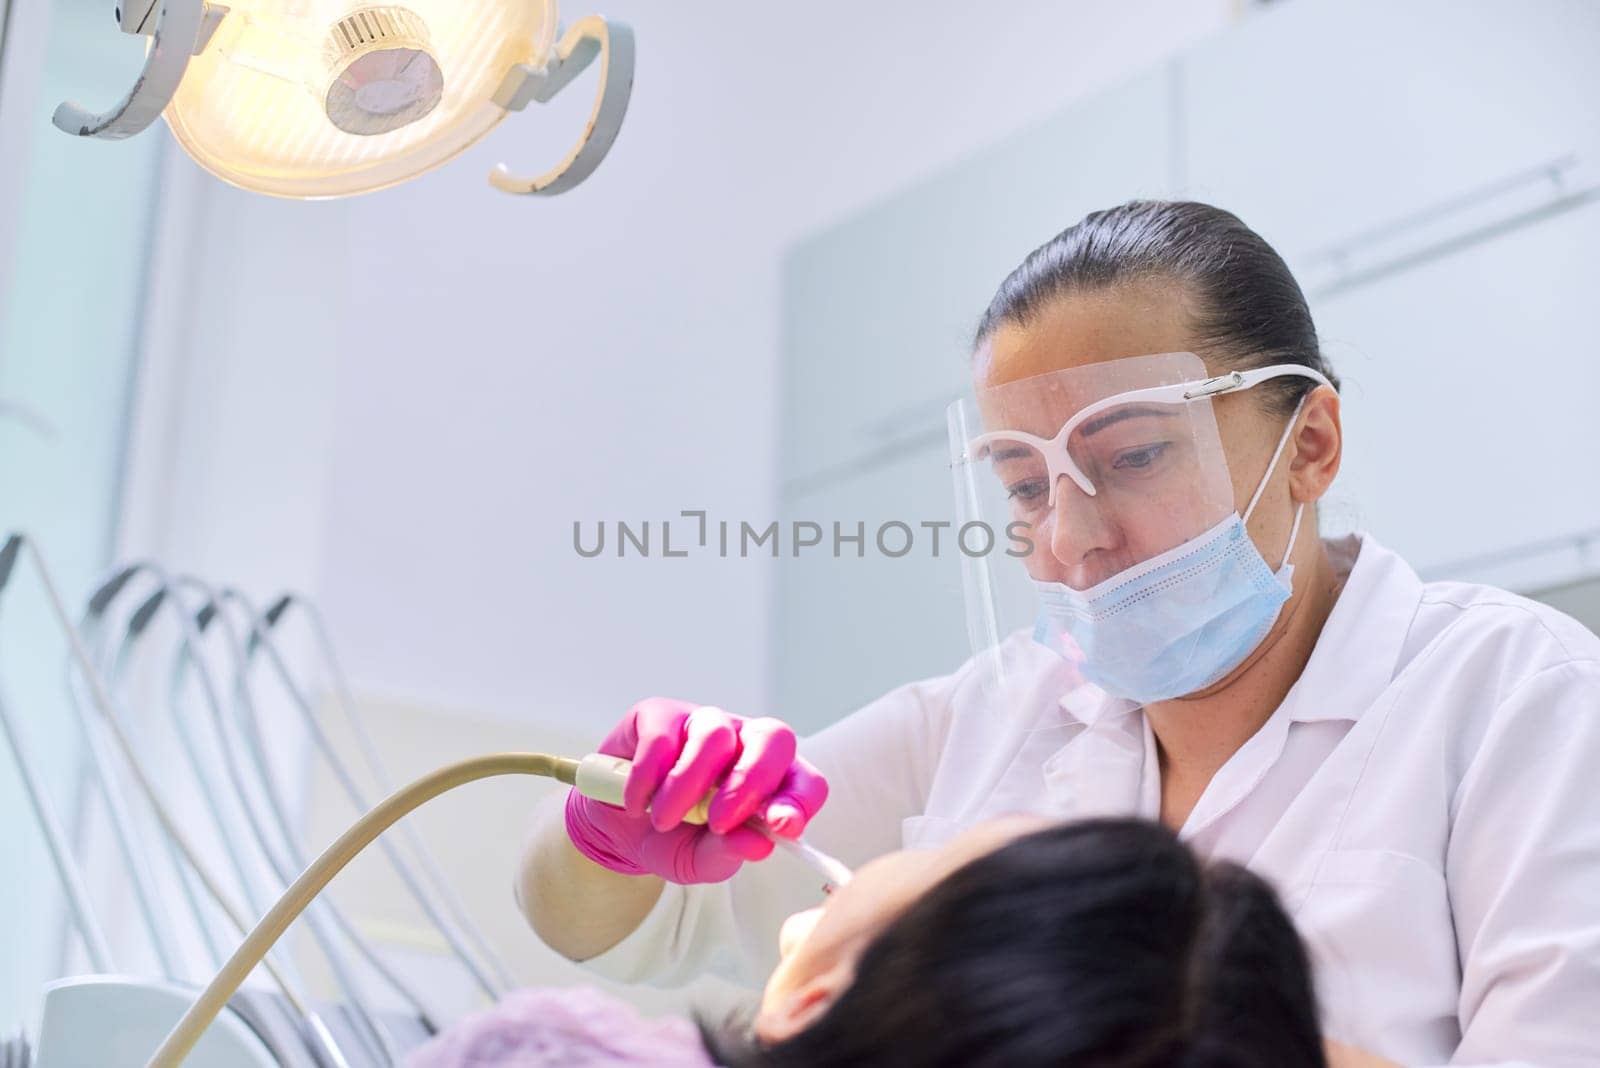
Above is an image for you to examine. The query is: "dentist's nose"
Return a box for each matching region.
[1045,476,1120,586]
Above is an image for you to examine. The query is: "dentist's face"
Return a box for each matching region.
[975,280,1289,592]
[755,815,1051,1044]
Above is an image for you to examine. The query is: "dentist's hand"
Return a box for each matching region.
[564,697,828,884]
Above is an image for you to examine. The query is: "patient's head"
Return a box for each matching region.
[704,817,1325,1068]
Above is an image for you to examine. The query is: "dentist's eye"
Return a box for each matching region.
[1112,443,1170,471]
[1007,478,1049,504]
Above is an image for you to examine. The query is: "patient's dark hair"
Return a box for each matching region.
[701,818,1325,1068]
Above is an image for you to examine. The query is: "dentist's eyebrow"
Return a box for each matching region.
[1078,405,1178,438]
[987,444,1038,463]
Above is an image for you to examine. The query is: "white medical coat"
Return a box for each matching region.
[580,534,1600,1067]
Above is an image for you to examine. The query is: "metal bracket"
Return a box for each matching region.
[52,0,227,139]
[120,0,226,53]
[1182,371,1246,400]
[193,3,227,53]
[119,0,161,35]
[488,15,635,196]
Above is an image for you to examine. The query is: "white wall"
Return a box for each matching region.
[124,0,1235,737]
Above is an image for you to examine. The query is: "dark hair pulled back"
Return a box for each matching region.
[975,200,1340,413]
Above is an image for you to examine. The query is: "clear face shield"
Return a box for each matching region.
[948,352,1328,705]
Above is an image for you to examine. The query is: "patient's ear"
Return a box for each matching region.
[754,962,851,1043]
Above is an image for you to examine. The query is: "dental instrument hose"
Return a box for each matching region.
[147,753,580,1068]
[149,750,852,1066]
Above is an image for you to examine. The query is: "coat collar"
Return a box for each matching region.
[1275,532,1422,725]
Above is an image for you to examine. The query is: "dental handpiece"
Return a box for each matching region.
[567,753,854,889]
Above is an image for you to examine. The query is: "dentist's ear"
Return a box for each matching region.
[754,962,852,1044]
[1289,384,1342,505]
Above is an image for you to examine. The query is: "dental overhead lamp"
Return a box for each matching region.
[52,0,634,198]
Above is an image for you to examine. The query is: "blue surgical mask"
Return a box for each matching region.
[1032,407,1306,704]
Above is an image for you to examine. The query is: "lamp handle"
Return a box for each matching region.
[489,15,635,196]
[52,0,225,139]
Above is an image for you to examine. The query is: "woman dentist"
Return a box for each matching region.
[518,201,1600,1067]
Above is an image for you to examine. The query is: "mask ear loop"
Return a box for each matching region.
[1242,393,1311,569]
[1279,503,1306,571]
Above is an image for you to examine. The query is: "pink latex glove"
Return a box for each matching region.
[564,697,828,884]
